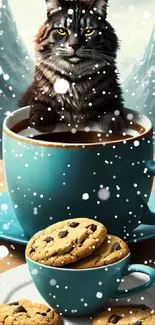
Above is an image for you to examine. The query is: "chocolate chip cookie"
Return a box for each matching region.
[0,299,62,325]
[92,305,155,325]
[69,234,129,268]
[26,218,107,267]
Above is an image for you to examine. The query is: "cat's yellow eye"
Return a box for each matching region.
[85,29,95,36]
[56,28,67,36]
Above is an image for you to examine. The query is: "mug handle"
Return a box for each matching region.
[140,160,155,225]
[112,264,155,299]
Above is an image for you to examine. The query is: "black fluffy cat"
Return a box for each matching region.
[19,0,126,132]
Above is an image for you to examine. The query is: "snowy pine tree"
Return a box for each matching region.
[0,0,34,157]
[123,24,155,127]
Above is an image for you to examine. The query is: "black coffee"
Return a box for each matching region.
[30,131,133,143]
[10,118,145,144]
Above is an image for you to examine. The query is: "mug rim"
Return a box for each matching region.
[26,252,130,272]
[3,106,153,148]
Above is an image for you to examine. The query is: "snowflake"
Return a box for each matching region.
[134,140,140,147]
[96,292,103,298]
[0,246,9,259]
[1,204,8,211]
[97,188,110,201]
[68,8,73,14]
[3,74,9,80]
[31,269,38,275]
[50,279,57,286]
[54,79,69,94]
[33,207,38,215]
[82,193,89,200]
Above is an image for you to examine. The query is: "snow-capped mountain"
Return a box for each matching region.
[123,25,155,125]
[0,0,34,157]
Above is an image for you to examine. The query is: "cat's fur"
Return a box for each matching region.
[19,0,126,132]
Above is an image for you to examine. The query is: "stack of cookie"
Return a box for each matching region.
[26,217,129,268]
[25,217,155,323]
[2,218,154,324]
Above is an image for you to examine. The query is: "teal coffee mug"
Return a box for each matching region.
[2,106,155,238]
[26,253,155,316]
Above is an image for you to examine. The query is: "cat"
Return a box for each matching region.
[19,0,126,133]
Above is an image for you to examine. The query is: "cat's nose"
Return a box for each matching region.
[69,44,80,51]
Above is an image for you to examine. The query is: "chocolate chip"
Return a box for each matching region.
[133,322,142,325]
[44,237,54,243]
[30,248,35,254]
[86,224,97,232]
[111,242,121,252]
[8,302,19,306]
[58,230,68,238]
[69,222,79,228]
[36,312,47,316]
[13,305,27,313]
[140,305,148,310]
[108,314,122,324]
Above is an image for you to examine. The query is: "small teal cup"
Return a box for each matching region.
[2,106,155,238]
[26,253,155,316]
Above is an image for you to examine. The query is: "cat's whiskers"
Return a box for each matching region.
[83,49,115,61]
[83,50,115,67]
[97,53,115,62]
[81,53,107,66]
[82,50,107,62]
[94,51,116,59]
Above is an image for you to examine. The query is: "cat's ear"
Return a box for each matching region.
[45,0,62,15]
[86,0,108,17]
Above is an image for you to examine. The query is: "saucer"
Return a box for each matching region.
[0,191,155,245]
[1,263,155,323]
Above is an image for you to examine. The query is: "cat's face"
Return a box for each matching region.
[35,0,118,78]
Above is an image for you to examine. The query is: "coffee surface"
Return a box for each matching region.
[30,131,133,143]
[10,118,145,144]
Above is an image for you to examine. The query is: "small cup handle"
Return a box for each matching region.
[140,160,155,225]
[146,160,155,176]
[112,264,155,299]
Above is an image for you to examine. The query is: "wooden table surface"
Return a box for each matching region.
[0,159,155,274]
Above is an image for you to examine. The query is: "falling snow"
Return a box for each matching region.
[0,4,155,318]
[1,203,8,211]
[33,207,38,215]
[31,269,38,275]
[82,193,89,200]
[134,140,140,147]
[50,279,57,286]
[97,188,110,201]
[96,292,103,299]
[3,74,9,80]
[54,79,69,94]
[0,245,9,259]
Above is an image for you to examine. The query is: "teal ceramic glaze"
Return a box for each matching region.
[2,107,155,238]
[1,191,155,245]
[26,253,155,316]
